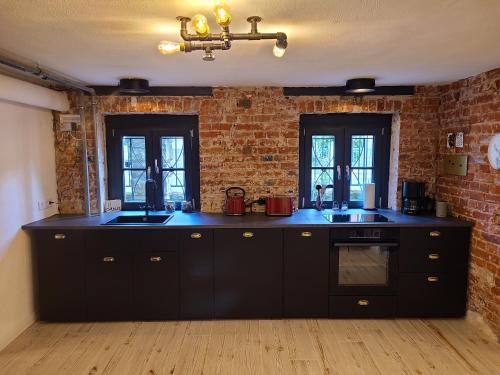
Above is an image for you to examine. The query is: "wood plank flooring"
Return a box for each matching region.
[0,319,498,375]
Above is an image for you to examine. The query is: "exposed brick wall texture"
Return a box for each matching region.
[56,87,440,213]
[436,68,500,333]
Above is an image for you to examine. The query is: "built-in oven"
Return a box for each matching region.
[330,227,399,295]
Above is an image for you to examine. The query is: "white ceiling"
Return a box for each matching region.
[0,0,499,86]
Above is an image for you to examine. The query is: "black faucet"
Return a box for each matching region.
[142,166,157,216]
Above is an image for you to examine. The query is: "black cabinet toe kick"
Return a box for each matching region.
[30,226,470,321]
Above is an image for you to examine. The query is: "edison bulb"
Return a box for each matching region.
[273,44,286,58]
[158,40,183,55]
[213,0,232,26]
[192,14,210,37]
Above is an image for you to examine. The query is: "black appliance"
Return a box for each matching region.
[330,227,399,295]
[401,181,426,215]
[323,214,390,223]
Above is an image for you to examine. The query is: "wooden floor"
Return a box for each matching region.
[0,319,498,375]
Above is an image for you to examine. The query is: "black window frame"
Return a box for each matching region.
[105,114,200,211]
[299,114,392,209]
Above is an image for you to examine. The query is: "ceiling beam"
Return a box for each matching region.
[89,86,213,96]
[283,86,415,96]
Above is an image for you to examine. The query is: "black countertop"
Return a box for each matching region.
[22,209,472,230]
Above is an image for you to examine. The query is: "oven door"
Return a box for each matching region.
[330,242,398,295]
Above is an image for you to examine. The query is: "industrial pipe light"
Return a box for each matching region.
[157,0,288,61]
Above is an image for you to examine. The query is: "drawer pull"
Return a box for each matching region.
[102,256,115,263]
[150,256,162,262]
[357,299,370,306]
[429,231,441,237]
[428,253,440,260]
[427,276,439,282]
[301,231,313,237]
[190,232,202,239]
[243,232,254,238]
[54,234,66,240]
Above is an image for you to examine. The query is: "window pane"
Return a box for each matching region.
[122,136,146,169]
[311,169,334,202]
[163,170,185,201]
[351,135,374,168]
[123,170,146,202]
[312,135,335,168]
[161,136,184,169]
[350,168,373,201]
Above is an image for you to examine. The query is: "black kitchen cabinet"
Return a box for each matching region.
[214,229,283,318]
[398,227,470,317]
[179,229,214,319]
[33,230,86,321]
[398,273,467,317]
[134,252,179,320]
[283,228,329,317]
[399,227,470,273]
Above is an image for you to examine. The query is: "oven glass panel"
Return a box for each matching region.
[338,245,390,286]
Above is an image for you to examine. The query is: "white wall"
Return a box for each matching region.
[0,98,59,350]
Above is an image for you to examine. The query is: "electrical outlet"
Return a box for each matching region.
[37,200,55,211]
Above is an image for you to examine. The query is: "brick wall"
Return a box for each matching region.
[56,87,440,213]
[436,68,500,333]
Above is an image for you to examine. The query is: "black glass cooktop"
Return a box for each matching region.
[323,213,390,223]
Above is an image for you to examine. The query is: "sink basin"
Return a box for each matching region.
[103,215,172,225]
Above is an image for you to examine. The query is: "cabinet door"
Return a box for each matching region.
[180,230,214,319]
[214,229,283,318]
[398,272,467,317]
[399,227,470,273]
[34,230,86,321]
[134,252,179,320]
[284,229,329,317]
[85,247,133,321]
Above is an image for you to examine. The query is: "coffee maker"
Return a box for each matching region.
[401,181,425,215]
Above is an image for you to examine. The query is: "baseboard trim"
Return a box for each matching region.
[0,313,36,351]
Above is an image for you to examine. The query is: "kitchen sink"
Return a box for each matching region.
[103,215,172,225]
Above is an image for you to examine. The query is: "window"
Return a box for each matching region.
[299,114,391,208]
[106,115,200,210]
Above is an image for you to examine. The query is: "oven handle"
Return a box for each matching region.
[333,242,399,247]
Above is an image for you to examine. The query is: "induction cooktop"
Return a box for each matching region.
[323,213,390,223]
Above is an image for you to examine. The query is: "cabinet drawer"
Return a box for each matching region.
[329,296,396,318]
[398,273,467,317]
[399,227,470,272]
[85,250,133,321]
[134,252,179,320]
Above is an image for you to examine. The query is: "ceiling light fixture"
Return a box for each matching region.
[345,78,376,94]
[157,0,288,61]
[119,78,150,94]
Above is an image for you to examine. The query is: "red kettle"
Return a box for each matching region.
[224,187,246,216]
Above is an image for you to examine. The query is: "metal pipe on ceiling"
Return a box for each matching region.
[0,54,102,216]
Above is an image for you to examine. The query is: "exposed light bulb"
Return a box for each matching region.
[213,0,232,27]
[273,44,286,58]
[192,14,210,37]
[158,40,183,55]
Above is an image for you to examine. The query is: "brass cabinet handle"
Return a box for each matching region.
[427,276,439,282]
[301,231,312,237]
[428,253,440,260]
[190,232,202,239]
[54,234,66,240]
[429,231,441,237]
[357,299,370,306]
[102,256,115,263]
[150,256,162,262]
[243,231,254,238]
